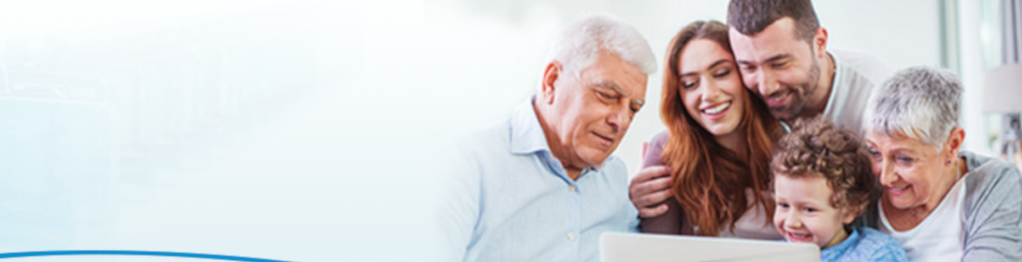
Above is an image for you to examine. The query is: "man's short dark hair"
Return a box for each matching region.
[727,0,820,43]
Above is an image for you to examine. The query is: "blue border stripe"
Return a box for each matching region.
[0,250,288,261]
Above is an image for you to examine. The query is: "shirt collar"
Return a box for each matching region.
[509,97,606,172]
[821,227,859,259]
[823,50,841,117]
[510,97,550,155]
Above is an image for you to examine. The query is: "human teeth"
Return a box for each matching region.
[703,102,731,114]
[769,92,787,102]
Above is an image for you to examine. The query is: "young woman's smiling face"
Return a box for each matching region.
[773,174,856,248]
[677,39,746,137]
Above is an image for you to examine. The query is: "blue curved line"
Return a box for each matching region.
[0,250,288,261]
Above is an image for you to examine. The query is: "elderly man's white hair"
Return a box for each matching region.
[865,66,962,149]
[547,13,657,76]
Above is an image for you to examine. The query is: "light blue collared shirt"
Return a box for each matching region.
[440,99,639,262]
[819,227,908,262]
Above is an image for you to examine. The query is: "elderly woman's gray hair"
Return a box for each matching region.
[547,13,657,76]
[865,66,962,149]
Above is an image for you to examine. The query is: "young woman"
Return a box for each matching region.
[638,20,783,238]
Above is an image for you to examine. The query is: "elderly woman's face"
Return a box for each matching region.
[865,131,949,210]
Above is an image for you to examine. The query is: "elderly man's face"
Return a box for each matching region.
[548,52,647,167]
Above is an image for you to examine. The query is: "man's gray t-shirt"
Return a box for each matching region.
[822,49,894,134]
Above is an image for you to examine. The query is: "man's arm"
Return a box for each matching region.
[436,145,481,262]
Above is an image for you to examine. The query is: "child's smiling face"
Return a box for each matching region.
[773,174,857,248]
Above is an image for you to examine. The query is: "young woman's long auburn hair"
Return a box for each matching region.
[659,20,783,236]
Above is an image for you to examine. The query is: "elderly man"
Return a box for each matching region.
[441,14,656,262]
[630,0,895,220]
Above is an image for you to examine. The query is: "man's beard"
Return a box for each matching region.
[773,56,821,122]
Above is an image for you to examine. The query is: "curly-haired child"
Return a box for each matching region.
[771,117,908,262]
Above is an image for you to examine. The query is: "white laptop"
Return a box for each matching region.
[600,232,819,262]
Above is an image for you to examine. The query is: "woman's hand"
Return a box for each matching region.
[629,165,673,218]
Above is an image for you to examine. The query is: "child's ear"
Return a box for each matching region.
[840,206,858,224]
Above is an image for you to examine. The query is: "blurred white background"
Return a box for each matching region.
[0,0,1005,261]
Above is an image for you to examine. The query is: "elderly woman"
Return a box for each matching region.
[862,67,1022,261]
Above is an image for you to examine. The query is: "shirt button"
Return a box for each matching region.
[568,185,576,192]
[567,232,575,241]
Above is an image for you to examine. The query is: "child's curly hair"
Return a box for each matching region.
[771,117,880,216]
